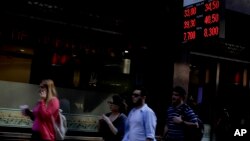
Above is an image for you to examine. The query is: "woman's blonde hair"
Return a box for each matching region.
[40,79,57,104]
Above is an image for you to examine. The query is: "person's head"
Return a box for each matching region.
[39,79,57,103]
[172,86,186,106]
[108,95,127,113]
[131,86,147,107]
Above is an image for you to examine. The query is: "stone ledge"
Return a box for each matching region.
[0,108,100,132]
[0,132,103,141]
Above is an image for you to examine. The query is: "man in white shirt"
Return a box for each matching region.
[122,86,157,141]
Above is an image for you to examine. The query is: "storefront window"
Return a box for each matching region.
[0,23,133,133]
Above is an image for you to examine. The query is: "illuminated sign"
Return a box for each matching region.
[183,0,204,7]
[182,0,221,43]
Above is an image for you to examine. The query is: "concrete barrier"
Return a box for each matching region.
[0,132,103,141]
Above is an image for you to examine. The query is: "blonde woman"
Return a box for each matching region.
[22,79,60,141]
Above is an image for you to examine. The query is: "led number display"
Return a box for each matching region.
[182,0,221,43]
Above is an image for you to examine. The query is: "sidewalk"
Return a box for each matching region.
[0,131,103,141]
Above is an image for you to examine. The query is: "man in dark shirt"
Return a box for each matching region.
[163,86,198,141]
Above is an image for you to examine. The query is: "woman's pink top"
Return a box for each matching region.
[32,97,59,140]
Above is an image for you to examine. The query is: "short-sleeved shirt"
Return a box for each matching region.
[99,112,127,141]
[166,104,198,141]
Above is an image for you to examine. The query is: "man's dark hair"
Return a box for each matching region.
[173,86,186,98]
[134,85,148,96]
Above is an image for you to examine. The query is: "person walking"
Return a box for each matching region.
[163,86,199,141]
[21,79,60,141]
[99,94,127,141]
[122,86,157,141]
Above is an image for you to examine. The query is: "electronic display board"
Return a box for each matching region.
[182,0,221,43]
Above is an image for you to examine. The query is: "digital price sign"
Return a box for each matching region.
[182,0,221,43]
